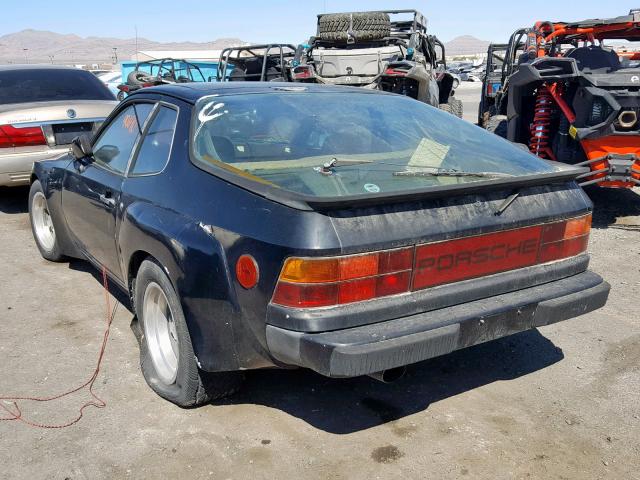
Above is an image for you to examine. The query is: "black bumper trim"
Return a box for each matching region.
[265,271,609,377]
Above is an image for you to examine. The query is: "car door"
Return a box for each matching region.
[62,102,154,278]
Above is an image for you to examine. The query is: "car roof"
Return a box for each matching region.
[133,82,393,103]
[0,64,85,72]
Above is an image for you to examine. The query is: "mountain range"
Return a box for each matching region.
[0,30,246,65]
[0,29,490,65]
[444,35,491,57]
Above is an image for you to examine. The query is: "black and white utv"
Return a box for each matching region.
[217,10,462,117]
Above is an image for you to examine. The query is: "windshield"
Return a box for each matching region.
[0,68,115,104]
[191,91,558,198]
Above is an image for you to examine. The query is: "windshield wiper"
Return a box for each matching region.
[314,157,373,175]
[393,169,513,179]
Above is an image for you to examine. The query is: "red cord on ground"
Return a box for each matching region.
[0,267,117,428]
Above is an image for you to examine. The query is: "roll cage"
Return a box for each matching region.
[216,44,297,82]
[130,58,206,83]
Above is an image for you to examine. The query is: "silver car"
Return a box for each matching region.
[0,65,117,186]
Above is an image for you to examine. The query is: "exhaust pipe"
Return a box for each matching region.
[368,366,407,383]
[617,110,637,129]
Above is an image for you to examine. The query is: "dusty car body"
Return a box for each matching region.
[0,65,116,186]
[29,83,609,407]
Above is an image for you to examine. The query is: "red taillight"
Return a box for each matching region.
[117,84,130,92]
[384,67,408,76]
[292,66,313,80]
[272,215,591,309]
[272,247,414,308]
[0,124,47,148]
[538,215,591,263]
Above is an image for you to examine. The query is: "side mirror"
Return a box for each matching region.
[70,134,93,160]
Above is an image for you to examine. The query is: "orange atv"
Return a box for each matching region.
[480,10,640,188]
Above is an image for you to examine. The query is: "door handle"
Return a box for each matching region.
[99,192,116,208]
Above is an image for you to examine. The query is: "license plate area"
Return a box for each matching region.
[52,122,93,145]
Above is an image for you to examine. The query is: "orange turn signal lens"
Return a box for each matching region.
[565,214,592,238]
[542,214,591,242]
[538,214,591,263]
[280,257,340,283]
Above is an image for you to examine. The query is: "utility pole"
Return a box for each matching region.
[112,47,118,64]
[23,48,28,64]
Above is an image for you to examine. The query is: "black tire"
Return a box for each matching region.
[486,115,508,138]
[135,259,243,407]
[439,98,463,118]
[127,70,154,86]
[28,180,65,262]
[318,12,391,42]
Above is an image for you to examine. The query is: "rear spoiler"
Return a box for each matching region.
[193,155,587,211]
[301,167,587,210]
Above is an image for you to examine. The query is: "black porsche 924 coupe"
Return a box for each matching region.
[29,83,609,407]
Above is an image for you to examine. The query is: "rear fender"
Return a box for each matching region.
[118,203,244,371]
[32,158,82,258]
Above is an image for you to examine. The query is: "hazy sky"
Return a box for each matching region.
[1,1,639,43]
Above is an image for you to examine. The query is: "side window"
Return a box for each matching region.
[92,103,154,174]
[130,106,178,176]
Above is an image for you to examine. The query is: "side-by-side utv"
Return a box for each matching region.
[480,10,640,188]
[217,10,462,117]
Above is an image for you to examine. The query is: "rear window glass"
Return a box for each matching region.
[0,69,115,104]
[191,92,558,198]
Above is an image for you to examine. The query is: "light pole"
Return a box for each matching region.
[23,48,28,64]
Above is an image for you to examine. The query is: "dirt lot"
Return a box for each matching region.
[1,85,639,480]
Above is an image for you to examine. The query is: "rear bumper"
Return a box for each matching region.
[266,270,609,377]
[0,149,67,186]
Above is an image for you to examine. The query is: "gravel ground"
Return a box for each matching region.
[0,84,638,480]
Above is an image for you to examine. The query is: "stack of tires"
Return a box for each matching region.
[317,12,391,42]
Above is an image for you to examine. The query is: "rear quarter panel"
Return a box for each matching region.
[31,155,81,258]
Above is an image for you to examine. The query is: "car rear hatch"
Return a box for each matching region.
[266,179,593,332]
